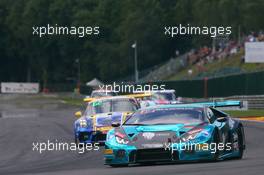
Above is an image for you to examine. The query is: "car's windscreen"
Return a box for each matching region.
[86,101,112,115]
[85,99,137,115]
[124,108,205,125]
[152,92,175,101]
[112,99,137,112]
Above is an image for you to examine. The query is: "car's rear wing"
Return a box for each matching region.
[83,94,152,103]
[125,93,152,99]
[179,100,242,108]
[83,97,96,102]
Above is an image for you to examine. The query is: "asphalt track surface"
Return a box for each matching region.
[0,94,263,175]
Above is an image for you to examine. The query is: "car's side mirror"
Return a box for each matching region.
[126,112,132,115]
[112,122,120,127]
[217,117,227,122]
[75,111,82,118]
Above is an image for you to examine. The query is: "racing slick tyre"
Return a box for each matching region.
[74,136,79,145]
[212,129,220,161]
[75,137,83,148]
[236,126,244,159]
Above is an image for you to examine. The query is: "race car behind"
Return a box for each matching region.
[74,96,140,144]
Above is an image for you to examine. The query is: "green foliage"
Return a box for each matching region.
[0,0,263,84]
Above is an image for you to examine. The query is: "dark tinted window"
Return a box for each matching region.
[125,108,205,125]
[152,92,176,101]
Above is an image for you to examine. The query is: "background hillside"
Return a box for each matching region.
[167,51,264,81]
[1,0,264,85]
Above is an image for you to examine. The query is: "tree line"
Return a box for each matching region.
[0,0,263,84]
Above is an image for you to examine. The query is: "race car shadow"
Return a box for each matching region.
[109,158,245,168]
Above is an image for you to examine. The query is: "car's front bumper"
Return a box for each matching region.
[75,128,107,144]
[104,143,215,165]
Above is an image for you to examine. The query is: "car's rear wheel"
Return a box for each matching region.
[236,126,244,159]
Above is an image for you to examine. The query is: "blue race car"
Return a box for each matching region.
[74,96,139,145]
[104,102,245,167]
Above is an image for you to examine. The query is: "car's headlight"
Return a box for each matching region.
[181,129,203,142]
[181,133,198,142]
[115,132,129,144]
[115,136,129,144]
[79,119,87,128]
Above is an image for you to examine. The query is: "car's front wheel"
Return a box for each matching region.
[74,136,84,148]
[212,129,220,161]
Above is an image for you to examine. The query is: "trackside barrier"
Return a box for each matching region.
[138,71,264,98]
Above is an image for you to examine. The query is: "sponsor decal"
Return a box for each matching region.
[142,132,155,140]
[188,128,203,134]
[156,133,170,137]
[142,143,163,148]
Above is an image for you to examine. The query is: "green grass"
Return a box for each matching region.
[223,110,264,117]
[60,97,83,106]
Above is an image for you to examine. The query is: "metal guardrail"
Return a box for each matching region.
[223,95,264,109]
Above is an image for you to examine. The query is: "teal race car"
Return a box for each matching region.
[104,101,245,167]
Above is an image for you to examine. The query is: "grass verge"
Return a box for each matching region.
[60,97,83,106]
[223,110,264,117]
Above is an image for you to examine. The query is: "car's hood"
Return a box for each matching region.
[93,111,131,128]
[122,123,203,134]
[119,123,207,149]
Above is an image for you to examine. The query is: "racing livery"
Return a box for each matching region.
[104,101,245,166]
[74,96,140,144]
